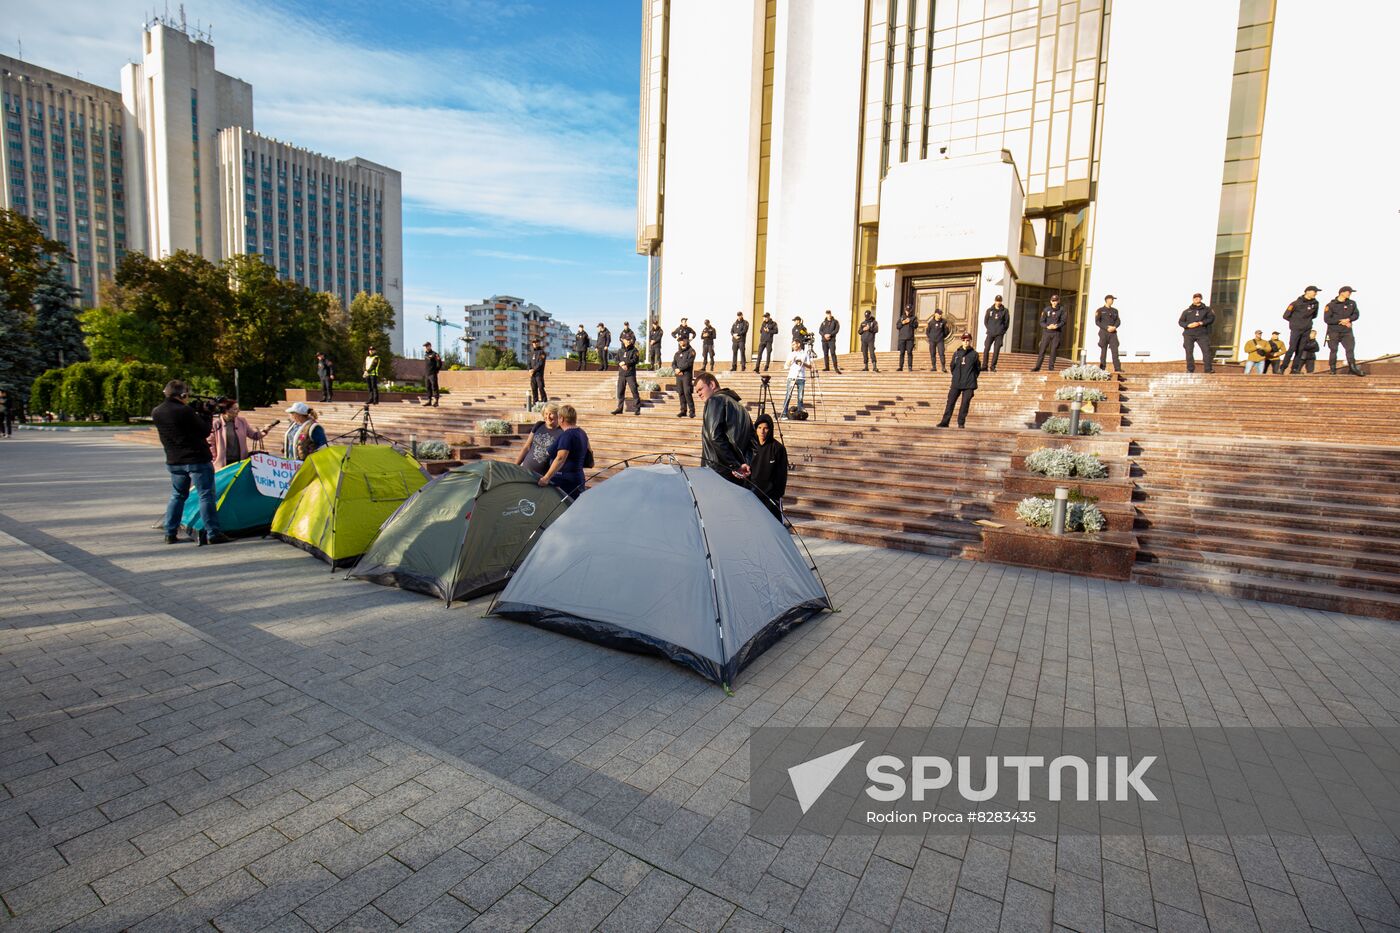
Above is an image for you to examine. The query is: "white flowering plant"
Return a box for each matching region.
[1024,447,1109,478]
[1059,364,1113,381]
[1041,416,1102,436]
[477,418,511,435]
[1053,385,1107,402]
[415,440,452,461]
[1014,496,1107,533]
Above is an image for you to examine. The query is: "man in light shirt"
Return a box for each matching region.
[780,339,813,419]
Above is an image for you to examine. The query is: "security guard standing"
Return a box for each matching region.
[572,325,591,368]
[896,304,918,371]
[1032,294,1066,372]
[596,323,612,371]
[1279,286,1319,373]
[673,335,697,417]
[925,308,950,372]
[858,309,880,371]
[757,312,779,371]
[422,341,442,406]
[648,320,663,365]
[730,312,749,371]
[619,321,636,345]
[1324,286,1363,376]
[819,310,841,373]
[982,295,1009,372]
[791,316,810,345]
[528,340,548,406]
[363,346,381,404]
[1178,292,1215,373]
[700,320,717,370]
[936,333,980,429]
[672,317,696,345]
[610,333,642,415]
[1095,295,1121,372]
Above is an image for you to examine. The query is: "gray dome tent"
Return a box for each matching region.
[348,461,567,605]
[491,462,831,688]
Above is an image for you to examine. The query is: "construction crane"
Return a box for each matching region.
[424,306,462,355]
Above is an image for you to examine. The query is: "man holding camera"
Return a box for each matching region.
[152,380,229,546]
[780,338,813,419]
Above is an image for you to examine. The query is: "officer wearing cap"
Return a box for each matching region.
[819,310,842,373]
[619,321,636,344]
[982,295,1009,372]
[648,320,663,365]
[1279,286,1320,374]
[572,325,591,368]
[936,333,979,429]
[926,308,950,372]
[1178,293,1215,373]
[422,341,442,406]
[595,322,612,370]
[673,335,697,417]
[1324,286,1363,376]
[757,312,779,371]
[1032,294,1065,372]
[730,312,749,371]
[671,317,696,345]
[896,303,918,371]
[791,315,811,345]
[700,319,717,369]
[1095,295,1121,372]
[610,332,642,415]
[858,309,880,371]
[528,339,548,405]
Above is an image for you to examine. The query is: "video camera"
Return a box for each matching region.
[186,394,225,432]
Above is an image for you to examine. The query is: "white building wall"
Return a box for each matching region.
[1243,0,1400,358]
[656,0,765,362]
[1087,0,1238,362]
[762,0,864,354]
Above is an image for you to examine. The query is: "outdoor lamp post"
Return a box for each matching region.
[1051,486,1069,535]
[1069,386,1083,437]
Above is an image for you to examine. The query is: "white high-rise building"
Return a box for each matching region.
[465,295,572,361]
[638,0,1398,364]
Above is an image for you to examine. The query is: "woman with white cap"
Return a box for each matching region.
[284,402,328,459]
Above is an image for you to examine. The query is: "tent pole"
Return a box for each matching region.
[675,461,729,688]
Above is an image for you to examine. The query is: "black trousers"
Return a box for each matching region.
[676,371,695,415]
[822,339,840,370]
[897,339,914,370]
[424,373,439,403]
[731,340,747,370]
[1034,332,1061,370]
[649,342,662,366]
[597,347,609,370]
[615,371,640,409]
[366,375,379,404]
[1328,329,1356,369]
[1099,333,1121,371]
[928,340,946,371]
[982,334,1004,371]
[319,377,333,402]
[701,342,715,369]
[530,371,547,405]
[756,341,774,370]
[1281,330,1310,372]
[861,340,878,370]
[939,387,974,427]
[1183,331,1213,372]
[0,409,12,436]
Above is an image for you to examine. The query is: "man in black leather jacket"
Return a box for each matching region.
[696,372,754,485]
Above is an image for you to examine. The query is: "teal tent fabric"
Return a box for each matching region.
[181,458,281,537]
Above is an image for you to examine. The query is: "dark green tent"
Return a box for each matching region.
[347,460,568,604]
[181,457,282,538]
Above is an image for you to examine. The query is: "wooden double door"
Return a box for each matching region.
[903,275,977,357]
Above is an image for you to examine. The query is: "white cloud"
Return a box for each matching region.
[472,249,583,267]
[9,0,636,238]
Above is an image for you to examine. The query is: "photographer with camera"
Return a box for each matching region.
[152,381,229,546]
[780,338,813,419]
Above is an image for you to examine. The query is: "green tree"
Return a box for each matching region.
[320,292,354,377]
[30,367,63,415]
[0,208,69,318]
[217,254,329,406]
[103,361,170,420]
[32,265,87,370]
[0,283,38,401]
[349,291,396,379]
[57,360,118,420]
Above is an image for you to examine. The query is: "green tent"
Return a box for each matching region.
[271,444,427,567]
[180,457,281,538]
[348,461,568,605]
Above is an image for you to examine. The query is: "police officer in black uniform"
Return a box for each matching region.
[1279,285,1320,374]
[422,341,442,406]
[673,335,697,417]
[936,333,980,429]
[730,312,749,371]
[858,309,879,371]
[1324,286,1363,376]
[819,310,841,373]
[791,316,811,345]
[700,320,717,370]
[896,304,918,371]
[1032,294,1066,372]
[316,352,335,402]
[573,325,591,368]
[528,340,548,406]
[1095,295,1121,372]
[925,308,950,372]
[610,333,642,415]
[648,321,663,365]
[596,323,612,371]
[672,317,696,345]
[1178,292,1215,372]
[757,312,779,371]
[982,295,1009,372]
[619,321,636,345]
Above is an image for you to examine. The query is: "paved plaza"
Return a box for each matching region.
[2,434,1399,932]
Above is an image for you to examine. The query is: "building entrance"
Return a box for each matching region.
[903,275,977,360]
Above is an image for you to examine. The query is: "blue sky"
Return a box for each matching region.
[9,0,645,355]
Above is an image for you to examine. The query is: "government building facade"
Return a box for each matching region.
[636,0,1395,364]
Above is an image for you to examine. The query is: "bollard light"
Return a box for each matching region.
[409,433,418,458]
[1051,486,1069,535]
[1068,391,1083,437]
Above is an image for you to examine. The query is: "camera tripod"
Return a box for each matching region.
[334,403,381,445]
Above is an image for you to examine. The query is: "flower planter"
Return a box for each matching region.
[1034,411,1121,432]
[992,493,1136,532]
[422,459,464,476]
[1001,468,1135,504]
[980,524,1138,580]
[1013,432,1131,459]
